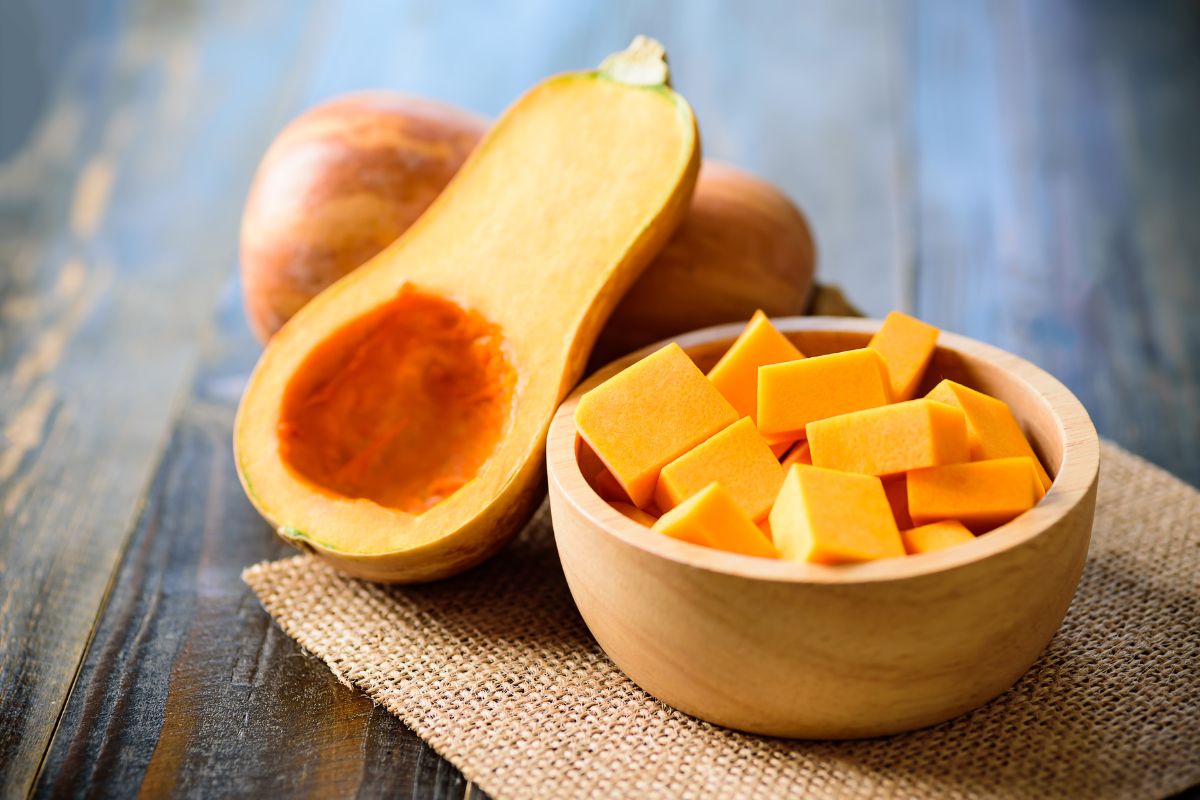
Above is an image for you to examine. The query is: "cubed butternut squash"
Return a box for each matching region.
[868,311,940,401]
[652,482,777,558]
[592,468,632,504]
[655,417,784,521]
[780,440,812,470]
[757,348,891,440]
[907,456,1043,532]
[769,464,904,564]
[901,520,975,554]
[587,309,1056,565]
[770,439,798,458]
[807,399,968,476]
[883,475,912,529]
[926,379,1052,490]
[707,310,805,421]
[576,343,738,507]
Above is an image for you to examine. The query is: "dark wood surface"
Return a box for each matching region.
[1,1,1197,797]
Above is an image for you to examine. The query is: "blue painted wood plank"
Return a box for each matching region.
[910,0,1200,486]
[0,0,338,794]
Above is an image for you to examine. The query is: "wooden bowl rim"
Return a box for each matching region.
[547,316,1100,584]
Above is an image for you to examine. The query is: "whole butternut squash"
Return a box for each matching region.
[240,95,815,353]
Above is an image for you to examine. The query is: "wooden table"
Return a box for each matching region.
[2,1,1197,796]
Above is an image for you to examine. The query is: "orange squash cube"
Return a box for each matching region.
[807,399,969,476]
[591,468,632,504]
[901,520,975,554]
[780,440,812,470]
[867,311,940,401]
[652,482,777,558]
[926,379,1052,489]
[907,457,1043,532]
[768,464,904,564]
[770,438,797,458]
[708,310,805,422]
[654,418,784,521]
[883,475,912,529]
[757,348,891,440]
[575,343,738,507]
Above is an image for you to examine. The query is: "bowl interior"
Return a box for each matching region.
[553,317,1097,584]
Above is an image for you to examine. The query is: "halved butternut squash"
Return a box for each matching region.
[234,37,700,582]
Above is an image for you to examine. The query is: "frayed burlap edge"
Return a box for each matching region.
[244,441,1200,800]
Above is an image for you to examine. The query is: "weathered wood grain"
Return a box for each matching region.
[0,0,342,795]
[32,289,478,796]
[910,0,1200,487]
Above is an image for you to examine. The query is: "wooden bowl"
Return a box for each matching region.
[546,317,1099,739]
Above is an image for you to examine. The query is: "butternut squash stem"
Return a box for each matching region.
[599,35,670,87]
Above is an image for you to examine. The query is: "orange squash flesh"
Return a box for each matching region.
[234,39,700,582]
[780,440,812,469]
[707,310,804,422]
[592,468,633,504]
[806,399,968,477]
[240,94,490,341]
[758,517,773,541]
[278,288,512,513]
[769,464,904,564]
[575,343,738,508]
[907,457,1043,532]
[654,417,784,522]
[901,520,975,555]
[757,348,891,440]
[769,439,797,458]
[652,482,777,558]
[883,475,913,529]
[926,379,1053,489]
[868,311,940,401]
[587,313,1055,561]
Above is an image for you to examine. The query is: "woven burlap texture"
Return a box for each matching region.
[244,441,1200,799]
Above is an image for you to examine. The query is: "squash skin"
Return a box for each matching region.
[240,93,488,341]
[278,451,548,583]
[240,100,815,357]
[234,59,700,583]
[592,161,816,363]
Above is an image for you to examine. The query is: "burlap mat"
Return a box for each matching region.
[244,441,1200,799]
